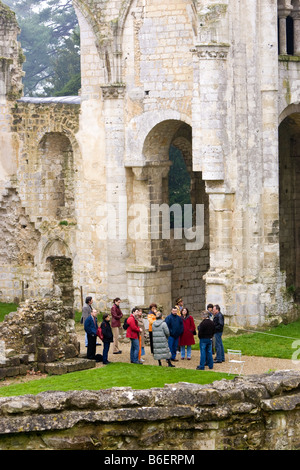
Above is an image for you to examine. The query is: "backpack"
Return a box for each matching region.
[97,326,104,340]
[123,317,129,330]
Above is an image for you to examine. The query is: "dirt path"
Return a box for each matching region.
[78,327,300,376]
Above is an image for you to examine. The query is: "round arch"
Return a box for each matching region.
[125,111,192,166]
[279,108,300,302]
[279,103,300,125]
[135,118,209,315]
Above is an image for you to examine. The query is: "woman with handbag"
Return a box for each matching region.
[178,308,196,360]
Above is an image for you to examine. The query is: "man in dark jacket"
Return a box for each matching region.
[164,307,184,361]
[196,310,215,370]
[213,304,225,363]
[81,296,93,347]
[84,309,102,362]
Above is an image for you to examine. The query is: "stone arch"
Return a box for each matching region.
[118,0,198,40]
[139,119,209,313]
[279,103,300,124]
[279,108,300,302]
[42,238,71,265]
[126,111,192,166]
[73,0,114,86]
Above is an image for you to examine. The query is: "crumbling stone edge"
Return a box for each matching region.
[0,370,300,450]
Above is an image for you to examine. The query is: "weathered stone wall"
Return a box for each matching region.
[0,370,300,450]
[0,99,82,305]
[0,0,300,326]
[0,2,23,101]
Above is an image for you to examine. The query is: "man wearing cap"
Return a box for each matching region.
[175,297,184,316]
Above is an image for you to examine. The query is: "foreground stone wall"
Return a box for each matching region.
[0,370,299,450]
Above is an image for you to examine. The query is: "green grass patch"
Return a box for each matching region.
[193,319,300,360]
[0,363,234,397]
[0,302,18,322]
[74,310,106,323]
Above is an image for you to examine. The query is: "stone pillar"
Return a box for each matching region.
[192,43,229,180]
[101,84,129,304]
[0,3,23,194]
[291,4,300,55]
[203,184,234,312]
[259,0,290,321]
[278,3,293,55]
[192,34,231,317]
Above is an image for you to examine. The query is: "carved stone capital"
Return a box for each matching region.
[101,84,126,100]
[131,161,172,181]
[131,166,150,181]
[191,43,230,60]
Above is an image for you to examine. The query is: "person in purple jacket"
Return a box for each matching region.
[111,297,123,355]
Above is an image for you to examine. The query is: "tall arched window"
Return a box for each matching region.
[287,15,294,55]
[278,0,300,56]
[168,145,191,229]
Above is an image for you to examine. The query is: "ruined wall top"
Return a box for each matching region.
[0,370,300,449]
[0,1,24,100]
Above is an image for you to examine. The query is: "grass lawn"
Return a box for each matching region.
[192,319,300,360]
[1,302,299,397]
[0,363,234,397]
[0,302,18,322]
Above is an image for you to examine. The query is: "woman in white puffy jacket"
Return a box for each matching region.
[152,312,175,367]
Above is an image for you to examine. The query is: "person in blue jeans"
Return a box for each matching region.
[126,308,143,364]
[196,310,215,370]
[164,307,184,362]
[84,309,102,362]
[212,304,225,363]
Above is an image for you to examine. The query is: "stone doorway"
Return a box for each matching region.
[279,113,300,302]
[168,127,210,313]
[139,119,210,313]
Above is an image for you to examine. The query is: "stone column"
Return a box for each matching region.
[203,184,234,313]
[192,43,229,180]
[291,5,300,55]
[259,0,290,322]
[192,38,231,317]
[278,4,293,55]
[101,85,129,304]
[0,4,23,194]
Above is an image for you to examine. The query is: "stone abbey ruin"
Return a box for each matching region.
[1,0,300,330]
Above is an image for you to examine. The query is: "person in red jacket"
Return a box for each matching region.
[111,297,123,355]
[126,307,143,364]
[179,307,196,360]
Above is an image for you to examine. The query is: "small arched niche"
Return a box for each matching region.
[38,132,75,220]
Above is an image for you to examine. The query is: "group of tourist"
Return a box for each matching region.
[81,296,225,370]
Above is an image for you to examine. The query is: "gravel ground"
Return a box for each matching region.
[78,327,300,376]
